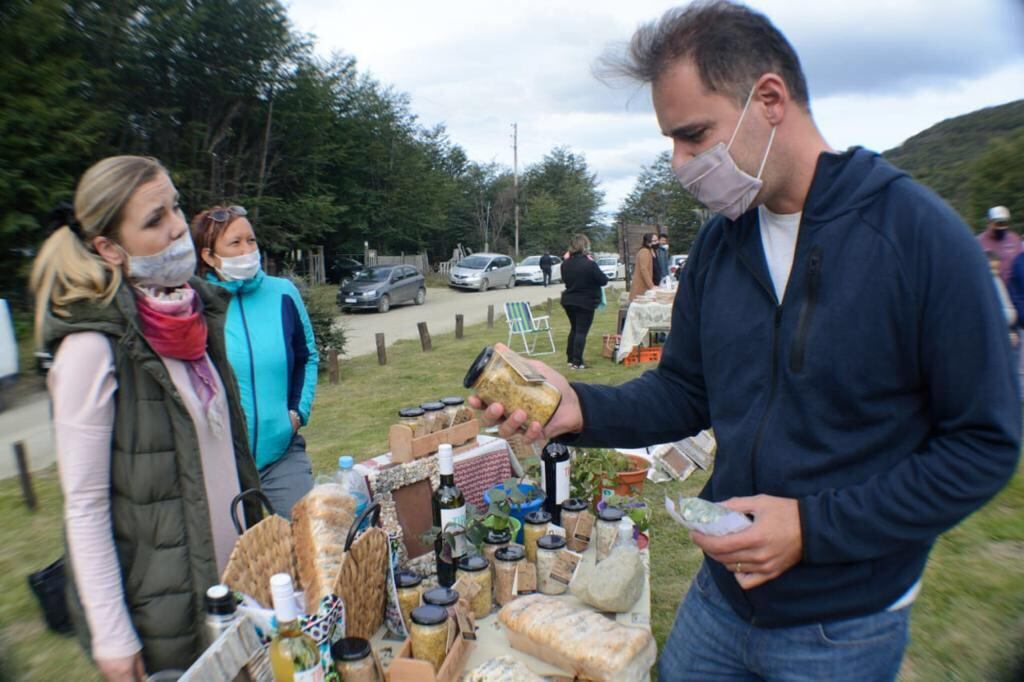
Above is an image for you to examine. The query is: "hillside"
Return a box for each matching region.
[882,99,1024,224]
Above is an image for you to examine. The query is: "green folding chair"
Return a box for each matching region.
[503,301,556,356]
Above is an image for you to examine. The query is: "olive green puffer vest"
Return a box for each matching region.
[44,278,263,672]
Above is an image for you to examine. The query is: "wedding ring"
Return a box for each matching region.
[735,562,742,573]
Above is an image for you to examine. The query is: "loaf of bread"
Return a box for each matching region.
[498,594,656,681]
[290,484,357,611]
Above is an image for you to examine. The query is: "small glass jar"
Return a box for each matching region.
[493,545,525,606]
[561,498,589,552]
[331,637,379,682]
[536,534,568,595]
[399,407,426,437]
[456,555,493,619]
[481,528,511,575]
[395,570,423,632]
[422,586,460,609]
[596,507,625,562]
[420,401,446,433]
[440,396,465,428]
[523,510,552,564]
[410,605,449,673]
[463,346,562,427]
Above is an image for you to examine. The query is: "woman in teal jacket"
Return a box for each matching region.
[191,205,319,518]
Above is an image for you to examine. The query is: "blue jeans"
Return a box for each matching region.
[658,563,910,681]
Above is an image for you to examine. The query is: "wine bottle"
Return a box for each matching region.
[269,573,323,682]
[432,444,466,587]
[541,442,571,525]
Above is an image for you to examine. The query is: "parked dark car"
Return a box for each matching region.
[337,265,426,313]
[328,256,365,284]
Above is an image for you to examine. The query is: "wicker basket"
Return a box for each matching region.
[220,490,296,607]
[334,503,388,640]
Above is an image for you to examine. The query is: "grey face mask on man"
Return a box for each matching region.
[672,85,776,220]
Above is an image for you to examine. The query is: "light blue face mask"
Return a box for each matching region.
[121,230,197,289]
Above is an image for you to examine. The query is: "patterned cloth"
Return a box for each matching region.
[617,301,674,362]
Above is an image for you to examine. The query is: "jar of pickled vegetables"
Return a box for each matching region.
[463,346,561,427]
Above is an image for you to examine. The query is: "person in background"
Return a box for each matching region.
[629,232,658,300]
[987,251,1017,350]
[560,234,609,369]
[977,205,1019,284]
[539,250,555,287]
[472,2,1019,679]
[656,232,671,284]
[192,205,319,519]
[31,156,262,679]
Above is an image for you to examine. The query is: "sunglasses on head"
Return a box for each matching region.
[207,205,248,223]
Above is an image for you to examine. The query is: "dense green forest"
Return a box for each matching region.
[0,0,605,301]
[882,99,1024,229]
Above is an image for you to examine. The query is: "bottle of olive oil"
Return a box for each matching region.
[269,573,323,682]
[432,444,466,587]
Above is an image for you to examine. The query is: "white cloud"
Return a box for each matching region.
[286,0,1024,213]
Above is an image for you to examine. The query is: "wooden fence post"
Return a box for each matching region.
[417,322,432,352]
[376,333,387,365]
[487,305,495,329]
[455,314,464,339]
[13,442,37,511]
[328,348,339,384]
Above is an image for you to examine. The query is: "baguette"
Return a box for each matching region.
[498,594,656,681]
[291,484,357,611]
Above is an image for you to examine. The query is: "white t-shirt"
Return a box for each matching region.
[758,205,802,303]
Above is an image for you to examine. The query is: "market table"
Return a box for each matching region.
[370,543,653,680]
[616,300,673,363]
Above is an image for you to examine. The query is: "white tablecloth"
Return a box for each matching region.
[616,301,673,362]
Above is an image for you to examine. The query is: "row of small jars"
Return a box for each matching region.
[398,397,466,436]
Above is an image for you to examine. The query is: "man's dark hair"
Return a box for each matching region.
[660,233,669,239]
[599,1,810,109]
[643,233,658,247]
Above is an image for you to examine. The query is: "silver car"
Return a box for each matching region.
[338,265,426,313]
[448,253,517,291]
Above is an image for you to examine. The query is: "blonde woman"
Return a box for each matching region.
[32,156,261,679]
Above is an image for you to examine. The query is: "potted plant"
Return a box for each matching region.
[479,477,542,544]
[572,449,651,503]
[601,494,652,549]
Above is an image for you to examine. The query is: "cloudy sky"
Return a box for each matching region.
[286,0,1024,216]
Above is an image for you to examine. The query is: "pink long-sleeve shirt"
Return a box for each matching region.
[50,332,241,660]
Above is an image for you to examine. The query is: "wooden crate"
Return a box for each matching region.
[386,634,474,682]
[387,419,480,463]
[622,346,662,366]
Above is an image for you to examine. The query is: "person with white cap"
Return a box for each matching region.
[978,205,1018,284]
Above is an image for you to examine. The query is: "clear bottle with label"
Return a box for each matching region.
[456,555,493,619]
[481,528,511,582]
[330,637,379,682]
[269,573,323,682]
[522,510,552,564]
[410,605,449,673]
[395,571,423,633]
[540,442,571,525]
[399,407,426,436]
[440,396,466,428]
[432,444,466,587]
[420,401,446,433]
[560,498,589,552]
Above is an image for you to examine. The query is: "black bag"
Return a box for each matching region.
[27,557,74,635]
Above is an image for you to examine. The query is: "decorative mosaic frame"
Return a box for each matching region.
[366,455,440,578]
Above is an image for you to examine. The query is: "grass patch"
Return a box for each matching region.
[1,299,1022,679]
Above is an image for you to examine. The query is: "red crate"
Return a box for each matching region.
[622,346,661,366]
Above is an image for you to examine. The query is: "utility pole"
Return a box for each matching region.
[512,122,520,259]
[485,201,491,252]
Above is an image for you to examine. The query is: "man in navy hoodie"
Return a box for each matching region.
[472,2,1020,680]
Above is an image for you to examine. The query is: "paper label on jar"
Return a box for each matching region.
[496,345,548,383]
[550,549,583,586]
[573,511,594,545]
[547,524,566,539]
[515,562,537,594]
[455,604,477,641]
[453,574,482,603]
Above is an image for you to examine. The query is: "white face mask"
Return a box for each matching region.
[122,230,197,289]
[673,86,776,220]
[216,250,261,281]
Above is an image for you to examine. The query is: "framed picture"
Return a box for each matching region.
[366,456,440,577]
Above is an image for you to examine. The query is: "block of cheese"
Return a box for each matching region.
[497,594,656,681]
[291,483,357,611]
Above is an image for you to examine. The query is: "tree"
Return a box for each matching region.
[520,147,604,254]
[617,152,706,253]
[967,129,1024,232]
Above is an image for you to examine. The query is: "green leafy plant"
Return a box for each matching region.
[464,476,539,551]
[603,493,652,534]
[570,448,630,501]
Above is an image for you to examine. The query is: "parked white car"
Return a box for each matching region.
[0,299,18,412]
[515,255,562,285]
[596,255,625,280]
[449,253,517,291]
